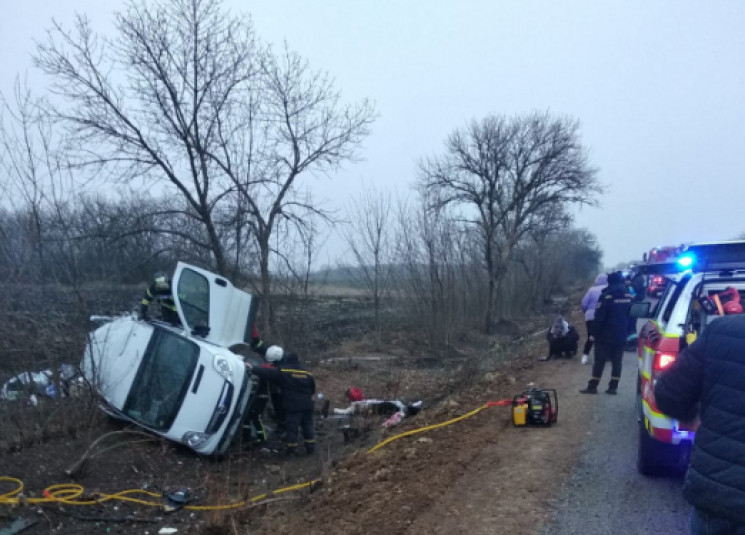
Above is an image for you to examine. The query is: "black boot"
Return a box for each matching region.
[580,379,599,394]
[606,378,619,395]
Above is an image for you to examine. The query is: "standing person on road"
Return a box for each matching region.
[580,274,608,365]
[246,351,316,456]
[654,314,745,535]
[629,267,646,302]
[579,271,633,395]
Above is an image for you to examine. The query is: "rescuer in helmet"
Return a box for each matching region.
[246,349,316,456]
[139,271,180,325]
[250,326,287,438]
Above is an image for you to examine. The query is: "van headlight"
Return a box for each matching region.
[182,431,210,449]
[213,355,233,382]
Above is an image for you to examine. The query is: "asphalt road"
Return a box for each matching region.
[539,347,691,535]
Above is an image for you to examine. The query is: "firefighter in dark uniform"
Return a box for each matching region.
[139,271,180,325]
[245,377,270,443]
[250,328,286,437]
[246,351,316,455]
[579,271,633,395]
[244,336,269,444]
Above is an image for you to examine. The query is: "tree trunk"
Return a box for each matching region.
[258,237,272,337]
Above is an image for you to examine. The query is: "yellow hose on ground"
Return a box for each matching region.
[0,401,503,511]
[367,404,489,453]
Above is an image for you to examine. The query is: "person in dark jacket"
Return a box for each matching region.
[629,268,646,302]
[655,314,745,534]
[539,316,580,361]
[249,326,286,437]
[246,352,316,455]
[242,341,274,445]
[139,271,180,325]
[580,271,633,395]
[580,274,608,365]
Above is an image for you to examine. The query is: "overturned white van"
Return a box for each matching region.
[82,262,260,456]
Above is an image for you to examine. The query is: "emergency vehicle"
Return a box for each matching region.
[646,274,667,298]
[644,245,683,265]
[643,245,685,297]
[632,241,745,475]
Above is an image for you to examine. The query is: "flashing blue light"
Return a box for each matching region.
[677,253,696,268]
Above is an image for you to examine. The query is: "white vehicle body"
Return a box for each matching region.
[82,262,259,455]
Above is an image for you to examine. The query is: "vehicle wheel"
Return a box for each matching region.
[637,420,689,476]
[636,380,642,423]
[637,420,667,476]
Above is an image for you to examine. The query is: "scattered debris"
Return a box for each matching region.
[163,489,192,513]
[0,517,37,535]
[0,364,82,403]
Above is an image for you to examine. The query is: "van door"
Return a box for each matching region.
[171,262,259,347]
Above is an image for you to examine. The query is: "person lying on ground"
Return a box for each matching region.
[334,399,423,427]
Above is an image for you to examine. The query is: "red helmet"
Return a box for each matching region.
[347,387,364,402]
[721,287,742,314]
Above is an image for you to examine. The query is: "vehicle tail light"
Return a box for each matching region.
[653,352,676,374]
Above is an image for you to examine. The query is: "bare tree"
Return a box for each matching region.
[271,205,328,348]
[0,78,88,286]
[35,0,376,334]
[419,112,601,332]
[341,186,393,348]
[35,0,263,275]
[392,195,471,347]
[1,80,57,282]
[217,46,376,334]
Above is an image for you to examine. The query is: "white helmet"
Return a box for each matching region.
[265,345,284,362]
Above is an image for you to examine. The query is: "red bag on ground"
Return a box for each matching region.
[347,387,364,402]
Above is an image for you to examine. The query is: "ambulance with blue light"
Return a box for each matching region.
[632,241,745,475]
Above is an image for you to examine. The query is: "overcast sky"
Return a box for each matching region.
[3,1,745,268]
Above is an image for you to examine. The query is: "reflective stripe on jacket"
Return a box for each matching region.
[250,354,315,412]
[141,283,176,311]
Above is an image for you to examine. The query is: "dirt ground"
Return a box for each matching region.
[0,309,596,535]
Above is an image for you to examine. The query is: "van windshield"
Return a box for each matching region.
[123,330,199,430]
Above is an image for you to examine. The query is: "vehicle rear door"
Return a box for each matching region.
[171,262,259,347]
